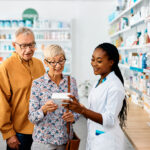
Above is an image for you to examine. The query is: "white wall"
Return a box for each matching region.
[0,0,115,84]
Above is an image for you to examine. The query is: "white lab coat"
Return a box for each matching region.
[86,72,126,150]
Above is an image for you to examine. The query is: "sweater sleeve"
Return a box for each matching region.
[0,64,16,140]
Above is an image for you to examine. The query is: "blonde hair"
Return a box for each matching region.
[14,27,34,41]
[44,44,65,59]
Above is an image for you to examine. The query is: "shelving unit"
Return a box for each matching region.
[118,43,150,50]
[109,1,150,148]
[110,17,145,38]
[119,64,150,73]
[109,0,143,25]
[0,20,72,75]
[109,0,150,115]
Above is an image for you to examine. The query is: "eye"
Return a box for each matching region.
[21,44,27,48]
[91,58,94,61]
[97,61,102,63]
[59,59,64,62]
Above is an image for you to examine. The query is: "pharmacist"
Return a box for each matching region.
[63,43,127,150]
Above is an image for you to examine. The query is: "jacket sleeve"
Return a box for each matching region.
[71,77,80,121]
[102,88,125,128]
[28,80,44,124]
[0,64,16,140]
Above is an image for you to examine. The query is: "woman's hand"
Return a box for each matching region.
[41,100,58,115]
[62,111,75,123]
[62,95,85,114]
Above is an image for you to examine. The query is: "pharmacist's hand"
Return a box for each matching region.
[41,100,58,115]
[62,111,75,123]
[62,95,85,114]
[7,135,20,150]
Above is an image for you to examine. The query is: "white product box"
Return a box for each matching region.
[51,93,70,105]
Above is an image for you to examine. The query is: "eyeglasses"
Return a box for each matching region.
[45,59,66,67]
[15,42,36,50]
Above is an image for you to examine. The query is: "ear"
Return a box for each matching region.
[44,59,48,67]
[110,60,114,66]
[12,42,16,49]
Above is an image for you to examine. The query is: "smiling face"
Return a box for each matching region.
[45,54,66,76]
[91,48,114,78]
[12,33,36,61]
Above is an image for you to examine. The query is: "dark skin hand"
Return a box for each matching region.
[62,95,103,125]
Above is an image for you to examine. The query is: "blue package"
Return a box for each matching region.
[0,20,4,28]
[12,20,18,28]
[95,130,105,135]
[4,20,11,28]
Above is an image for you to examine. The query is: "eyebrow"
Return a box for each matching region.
[92,56,102,59]
[96,57,102,59]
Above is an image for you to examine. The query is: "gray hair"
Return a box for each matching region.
[44,44,65,59]
[14,27,35,41]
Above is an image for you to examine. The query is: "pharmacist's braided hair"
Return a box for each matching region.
[96,43,127,128]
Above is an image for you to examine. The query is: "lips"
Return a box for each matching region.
[25,53,32,55]
[55,69,62,72]
[93,68,99,72]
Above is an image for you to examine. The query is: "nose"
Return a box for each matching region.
[55,62,61,68]
[91,61,97,67]
[25,46,33,52]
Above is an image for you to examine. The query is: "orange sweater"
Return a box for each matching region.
[0,52,45,140]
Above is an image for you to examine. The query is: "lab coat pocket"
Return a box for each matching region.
[91,131,116,150]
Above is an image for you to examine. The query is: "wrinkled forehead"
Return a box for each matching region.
[15,33,35,43]
[15,32,34,40]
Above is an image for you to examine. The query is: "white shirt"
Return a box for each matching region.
[86,71,126,150]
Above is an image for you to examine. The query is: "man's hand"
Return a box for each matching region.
[7,135,20,150]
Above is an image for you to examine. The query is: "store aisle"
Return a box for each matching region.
[0,116,134,150]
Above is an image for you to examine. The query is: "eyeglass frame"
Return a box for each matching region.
[15,42,36,50]
[45,58,66,67]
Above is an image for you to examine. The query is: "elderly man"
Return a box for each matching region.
[0,27,45,150]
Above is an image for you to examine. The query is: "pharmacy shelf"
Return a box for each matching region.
[36,39,71,42]
[130,17,145,27]
[125,84,150,99]
[0,27,70,31]
[119,63,130,69]
[0,21,72,75]
[119,64,150,73]
[110,27,131,38]
[0,39,71,42]
[109,0,143,25]
[110,18,145,38]
[118,43,150,50]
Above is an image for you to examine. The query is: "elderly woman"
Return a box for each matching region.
[28,44,80,150]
